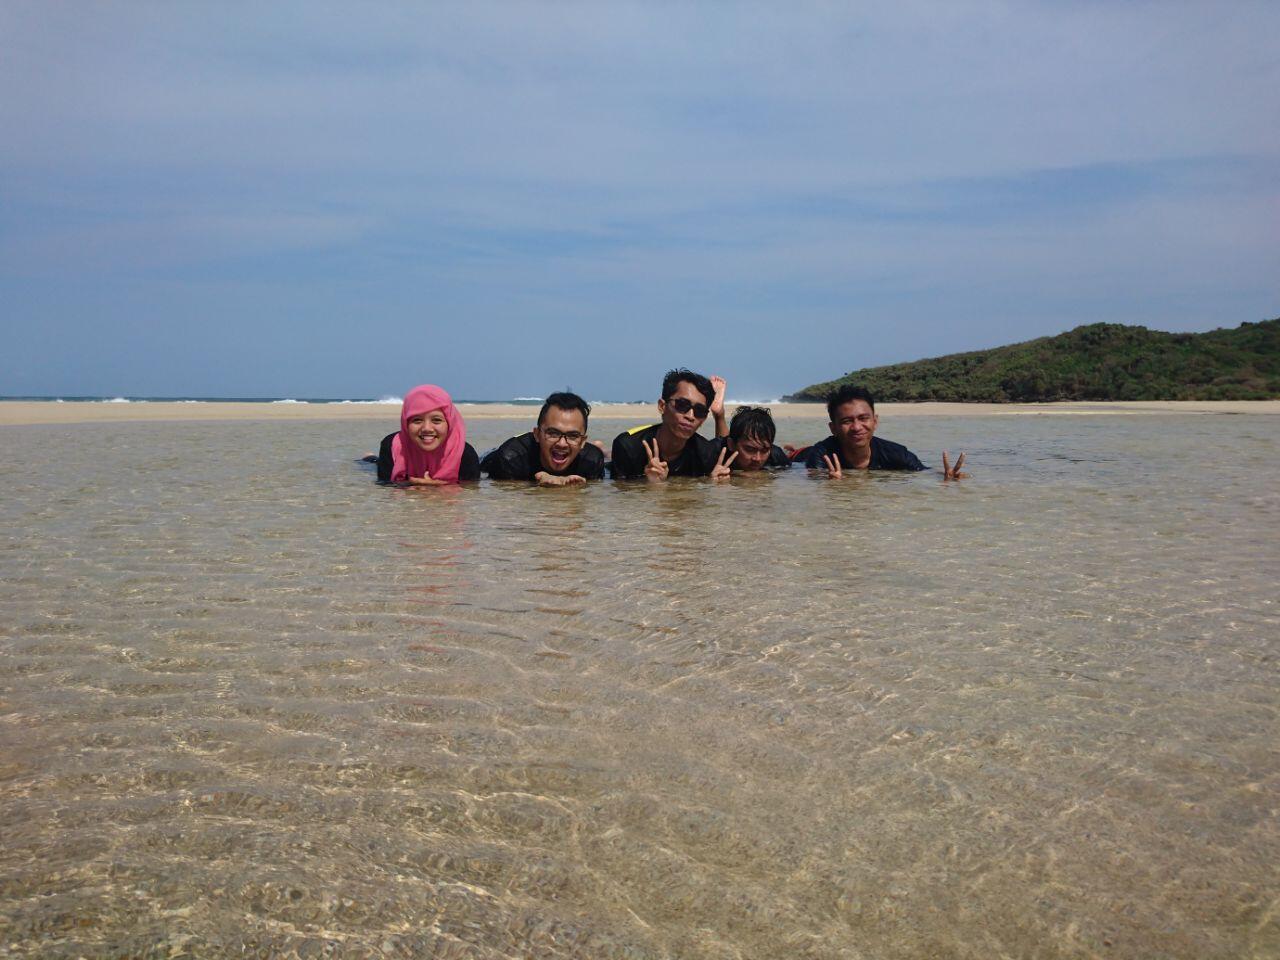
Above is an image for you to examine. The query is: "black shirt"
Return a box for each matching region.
[376,432,481,483]
[800,435,926,471]
[708,436,792,470]
[480,432,606,481]
[610,424,719,479]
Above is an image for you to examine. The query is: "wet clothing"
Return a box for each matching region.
[610,424,719,479]
[800,435,926,471]
[377,433,480,483]
[481,432,606,481]
[708,437,792,470]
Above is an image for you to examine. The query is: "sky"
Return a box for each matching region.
[2,1,1278,401]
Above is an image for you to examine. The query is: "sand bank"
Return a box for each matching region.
[1,399,1277,427]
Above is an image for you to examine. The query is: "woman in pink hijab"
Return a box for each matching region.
[375,385,480,484]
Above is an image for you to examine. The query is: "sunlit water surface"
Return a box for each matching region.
[1,414,1277,959]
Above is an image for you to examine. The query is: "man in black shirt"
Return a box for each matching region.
[799,385,967,477]
[481,392,606,486]
[610,368,722,480]
[707,406,792,478]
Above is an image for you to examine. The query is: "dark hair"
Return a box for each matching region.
[729,406,776,446]
[661,368,714,407]
[538,391,591,428]
[826,384,876,421]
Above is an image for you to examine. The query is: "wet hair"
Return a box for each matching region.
[538,391,591,428]
[826,384,876,421]
[729,406,776,446]
[661,368,715,407]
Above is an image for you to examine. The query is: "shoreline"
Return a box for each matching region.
[1,399,1277,426]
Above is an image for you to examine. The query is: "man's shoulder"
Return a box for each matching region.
[871,436,926,470]
[499,432,537,455]
[483,432,538,479]
[800,435,838,466]
[613,423,659,443]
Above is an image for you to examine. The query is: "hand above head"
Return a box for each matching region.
[942,451,969,480]
[709,375,727,418]
[821,453,843,479]
[642,438,669,481]
[710,446,738,481]
[536,471,586,487]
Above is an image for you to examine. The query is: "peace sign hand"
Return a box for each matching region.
[642,438,669,481]
[942,451,969,480]
[710,446,738,481]
[822,453,843,479]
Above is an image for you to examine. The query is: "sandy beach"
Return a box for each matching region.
[2,398,1277,426]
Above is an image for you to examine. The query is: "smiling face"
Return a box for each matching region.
[533,405,588,473]
[406,409,449,452]
[829,398,878,453]
[658,380,710,440]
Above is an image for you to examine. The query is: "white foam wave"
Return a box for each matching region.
[271,399,307,404]
[337,397,402,405]
[101,397,132,404]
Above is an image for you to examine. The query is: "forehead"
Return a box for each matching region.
[540,405,586,431]
[832,399,875,420]
[668,380,705,402]
[409,408,446,420]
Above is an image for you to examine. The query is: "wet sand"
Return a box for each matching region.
[2,399,1277,426]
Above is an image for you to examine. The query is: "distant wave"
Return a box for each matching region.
[271,399,307,404]
[101,397,132,404]
[511,396,544,402]
[337,397,402,405]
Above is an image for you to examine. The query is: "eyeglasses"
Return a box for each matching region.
[666,397,709,419]
[540,428,586,443]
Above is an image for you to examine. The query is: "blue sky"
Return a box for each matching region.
[2,2,1277,400]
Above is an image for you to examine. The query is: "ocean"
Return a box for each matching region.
[1,412,1277,958]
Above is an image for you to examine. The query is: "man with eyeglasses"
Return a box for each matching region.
[610,368,726,480]
[799,384,966,477]
[481,391,606,486]
[707,406,792,478]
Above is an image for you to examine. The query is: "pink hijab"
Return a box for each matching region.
[390,385,467,484]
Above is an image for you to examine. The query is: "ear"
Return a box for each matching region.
[657,398,666,417]
[828,420,837,437]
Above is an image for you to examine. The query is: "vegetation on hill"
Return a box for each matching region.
[785,319,1280,403]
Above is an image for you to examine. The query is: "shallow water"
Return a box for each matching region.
[1,414,1277,959]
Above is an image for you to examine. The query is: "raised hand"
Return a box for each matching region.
[642,437,669,482]
[821,453,842,479]
[710,446,738,481]
[709,375,727,418]
[942,451,969,480]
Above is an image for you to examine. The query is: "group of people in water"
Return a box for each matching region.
[370,368,968,486]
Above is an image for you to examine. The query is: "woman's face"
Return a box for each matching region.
[406,410,448,452]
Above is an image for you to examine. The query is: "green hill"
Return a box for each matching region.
[785,319,1280,403]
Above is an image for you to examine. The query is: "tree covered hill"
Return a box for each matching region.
[785,319,1280,403]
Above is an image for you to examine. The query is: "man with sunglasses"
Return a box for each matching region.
[481,391,606,486]
[610,368,725,480]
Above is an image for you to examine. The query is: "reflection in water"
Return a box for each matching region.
[0,415,1277,958]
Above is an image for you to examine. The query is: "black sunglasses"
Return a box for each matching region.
[666,397,709,419]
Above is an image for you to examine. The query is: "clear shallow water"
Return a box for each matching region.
[1,414,1277,959]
